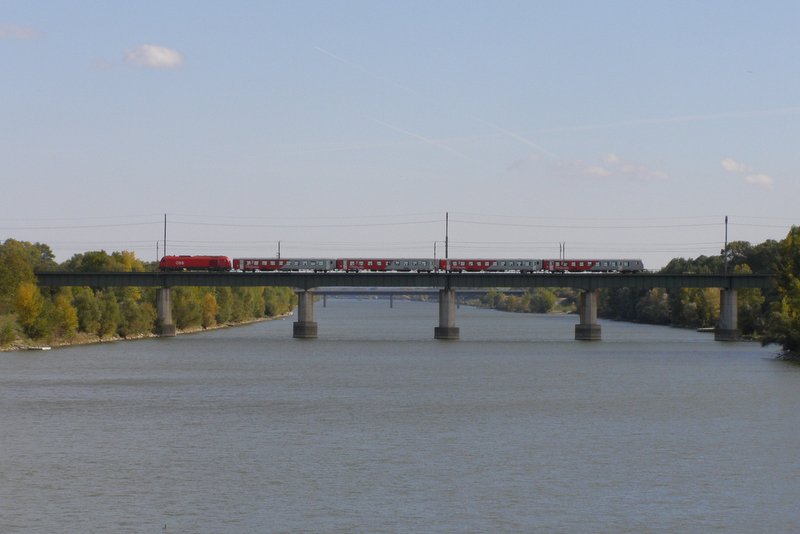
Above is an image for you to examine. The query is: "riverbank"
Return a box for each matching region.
[0,311,293,352]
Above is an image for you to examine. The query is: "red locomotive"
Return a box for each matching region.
[159,255,232,271]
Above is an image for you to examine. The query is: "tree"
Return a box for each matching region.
[15,281,47,338]
[529,288,557,313]
[117,294,155,337]
[73,287,101,334]
[202,292,218,328]
[173,287,202,329]
[634,288,670,325]
[0,240,37,313]
[50,290,78,339]
[98,290,122,338]
[733,264,766,336]
[763,226,800,354]
[215,287,233,324]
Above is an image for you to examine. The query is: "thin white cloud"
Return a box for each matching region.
[0,25,40,40]
[91,58,115,71]
[579,153,667,182]
[721,157,750,174]
[744,173,774,189]
[125,44,184,69]
[583,165,612,177]
[721,157,774,189]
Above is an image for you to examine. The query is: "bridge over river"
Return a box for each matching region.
[36,272,775,342]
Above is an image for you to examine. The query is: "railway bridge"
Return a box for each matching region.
[35,271,775,342]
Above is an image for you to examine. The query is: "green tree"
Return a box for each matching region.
[173,287,203,329]
[529,288,557,313]
[50,289,78,340]
[215,287,233,324]
[263,287,296,317]
[763,226,800,354]
[0,240,38,313]
[635,288,671,325]
[0,316,16,346]
[117,294,156,337]
[98,290,122,338]
[73,287,102,334]
[202,292,218,328]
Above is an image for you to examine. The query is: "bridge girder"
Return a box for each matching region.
[35,271,775,291]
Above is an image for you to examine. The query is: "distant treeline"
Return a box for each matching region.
[0,243,295,348]
[478,228,800,357]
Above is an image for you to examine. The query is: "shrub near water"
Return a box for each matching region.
[0,244,297,346]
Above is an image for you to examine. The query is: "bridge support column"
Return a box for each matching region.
[715,289,739,341]
[434,289,460,340]
[156,287,176,337]
[390,294,393,308]
[293,290,318,339]
[575,290,601,341]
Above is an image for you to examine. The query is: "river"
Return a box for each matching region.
[1,299,798,532]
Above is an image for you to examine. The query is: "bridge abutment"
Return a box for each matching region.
[575,290,601,341]
[434,288,460,340]
[293,290,318,339]
[715,289,739,341]
[156,287,176,337]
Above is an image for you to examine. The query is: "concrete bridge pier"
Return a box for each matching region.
[156,287,176,337]
[293,290,318,339]
[434,288,460,340]
[575,290,601,341]
[715,289,739,341]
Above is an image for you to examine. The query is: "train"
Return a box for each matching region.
[159,255,645,273]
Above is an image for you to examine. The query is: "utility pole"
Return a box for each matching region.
[163,214,167,257]
[445,212,449,259]
[724,215,729,275]
[277,241,281,259]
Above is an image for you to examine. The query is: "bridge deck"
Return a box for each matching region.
[35,271,775,290]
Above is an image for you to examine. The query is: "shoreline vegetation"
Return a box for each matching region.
[2,226,800,356]
[1,312,294,353]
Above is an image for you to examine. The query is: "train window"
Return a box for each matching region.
[579,262,584,267]
[624,262,629,267]
[413,261,418,266]
[403,261,409,266]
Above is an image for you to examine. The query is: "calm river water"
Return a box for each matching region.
[1,299,799,532]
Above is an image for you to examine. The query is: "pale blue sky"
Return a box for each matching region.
[2,1,798,267]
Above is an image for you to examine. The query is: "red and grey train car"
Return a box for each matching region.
[159,255,644,273]
[540,258,645,273]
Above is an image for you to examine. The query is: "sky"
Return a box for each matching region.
[1,1,798,268]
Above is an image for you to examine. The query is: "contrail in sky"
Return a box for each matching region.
[525,106,800,135]
[314,45,556,158]
[314,46,799,159]
[314,46,427,100]
[368,117,475,162]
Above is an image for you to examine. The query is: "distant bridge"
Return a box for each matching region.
[35,271,775,343]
